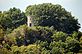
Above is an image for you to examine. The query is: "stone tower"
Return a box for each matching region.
[27,16,33,27]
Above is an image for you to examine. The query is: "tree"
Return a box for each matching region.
[0,48,12,54]
[65,36,80,53]
[11,44,41,54]
[8,7,27,28]
[0,11,12,29]
[51,31,67,42]
[6,25,54,46]
[0,7,27,30]
[25,3,80,34]
[0,25,4,43]
[49,41,66,54]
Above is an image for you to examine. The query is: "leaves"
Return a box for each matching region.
[0,3,81,54]
[25,3,80,34]
[0,7,27,30]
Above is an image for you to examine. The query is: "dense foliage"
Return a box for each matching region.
[0,25,80,54]
[0,3,82,54]
[0,7,27,30]
[25,3,80,34]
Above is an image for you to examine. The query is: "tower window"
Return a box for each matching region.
[29,23,32,27]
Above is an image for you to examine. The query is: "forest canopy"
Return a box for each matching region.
[0,3,82,54]
[25,3,80,34]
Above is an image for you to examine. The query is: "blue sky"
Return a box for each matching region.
[0,0,82,31]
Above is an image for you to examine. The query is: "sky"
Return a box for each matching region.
[0,0,82,31]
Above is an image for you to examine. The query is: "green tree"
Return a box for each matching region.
[0,25,4,43]
[25,3,80,34]
[0,7,27,30]
[0,11,12,29]
[0,47,12,54]
[11,44,41,54]
[6,25,54,46]
[65,36,80,53]
[8,7,27,28]
[51,47,64,54]
[49,41,65,54]
[51,31,67,42]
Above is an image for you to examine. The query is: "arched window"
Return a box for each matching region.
[29,23,32,27]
